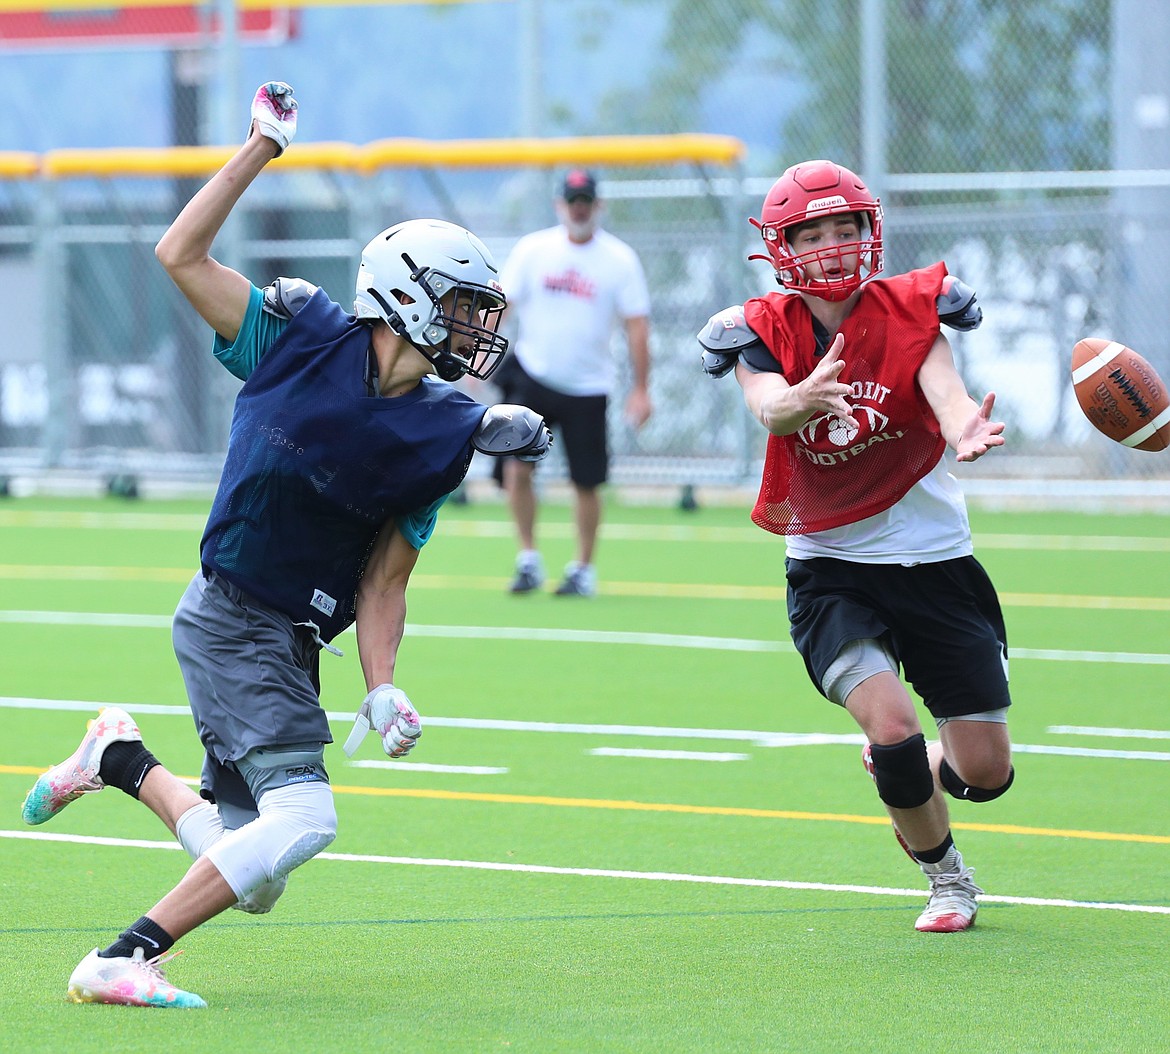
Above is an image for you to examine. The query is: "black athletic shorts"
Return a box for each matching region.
[785,555,1011,719]
[492,355,608,488]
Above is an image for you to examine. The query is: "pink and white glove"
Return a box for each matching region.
[249,81,298,156]
[342,684,422,759]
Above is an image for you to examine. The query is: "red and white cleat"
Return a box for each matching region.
[915,848,983,933]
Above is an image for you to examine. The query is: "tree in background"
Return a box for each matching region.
[609,0,1108,176]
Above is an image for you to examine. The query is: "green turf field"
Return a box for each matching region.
[2,495,1168,1053]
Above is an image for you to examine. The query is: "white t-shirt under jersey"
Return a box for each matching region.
[784,458,975,565]
[501,225,650,396]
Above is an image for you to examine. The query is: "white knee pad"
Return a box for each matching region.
[202,782,337,903]
[174,798,290,914]
[234,876,289,915]
[175,800,225,860]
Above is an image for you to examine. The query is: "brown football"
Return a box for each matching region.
[1071,338,1170,452]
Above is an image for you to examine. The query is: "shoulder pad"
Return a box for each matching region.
[262,277,319,320]
[473,404,553,462]
[697,305,763,378]
[937,275,982,331]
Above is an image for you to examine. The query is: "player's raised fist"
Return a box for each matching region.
[249,81,298,156]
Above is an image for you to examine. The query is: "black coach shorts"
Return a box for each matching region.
[785,555,1012,719]
[492,355,608,488]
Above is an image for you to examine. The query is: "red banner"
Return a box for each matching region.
[0,5,294,48]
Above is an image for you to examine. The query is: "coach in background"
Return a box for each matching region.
[21,82,549,1009]
[494,169,652,597]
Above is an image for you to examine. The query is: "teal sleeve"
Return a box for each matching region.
[396,492,450,550]
[212,284,290,380]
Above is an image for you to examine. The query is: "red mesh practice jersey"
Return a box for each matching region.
[742,262,949,535]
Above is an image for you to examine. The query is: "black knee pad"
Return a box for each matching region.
[940,758,1015,802]
[868,733,934,809]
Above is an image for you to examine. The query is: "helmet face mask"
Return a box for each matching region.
[354,219,509,381]
[749,160,884,302]
[421,278,508,381]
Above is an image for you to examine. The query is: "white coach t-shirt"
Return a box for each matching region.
[501,225,650,396]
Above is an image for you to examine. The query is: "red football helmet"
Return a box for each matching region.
[749,160,883,301]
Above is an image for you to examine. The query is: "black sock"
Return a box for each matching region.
[98,740,161,799]
[98,916,175,960]
[912,832,954,865]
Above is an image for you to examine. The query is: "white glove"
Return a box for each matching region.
[342,684,422,759]
[249,81,298,156]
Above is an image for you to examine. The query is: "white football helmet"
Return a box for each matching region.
[354,219,508,381]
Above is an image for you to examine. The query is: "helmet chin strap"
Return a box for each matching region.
[384,313,469,382]
[430,351,467,382]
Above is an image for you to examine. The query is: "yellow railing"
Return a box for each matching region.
[0,134,746,180]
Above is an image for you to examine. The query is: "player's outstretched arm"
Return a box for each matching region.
[918,334,1005,462]
[953,392,1005,462]
[350,522,423,757]
[355,520,419,691]
[739,332,857,436]
[155,82,298,343]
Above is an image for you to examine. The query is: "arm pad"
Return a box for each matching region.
[473,404,553,461]
[262,277,318,320]
[937,275,982,331]
[697,305,765,378]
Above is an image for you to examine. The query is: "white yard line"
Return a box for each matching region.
[3,696,1168,761]
[1048,725,1170,740]
[349,760,509,775]
[5,507,1170,552]
[4,609,1170,666]
[1,829,1166,916]
[588,748,750,762]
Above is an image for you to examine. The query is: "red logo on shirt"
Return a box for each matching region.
[543,269,597,299]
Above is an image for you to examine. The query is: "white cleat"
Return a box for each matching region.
[554,561,597,597]
[21,707,142,825]
[67,947,206,1009]
[509,551,546,594]
[915,848,983,933]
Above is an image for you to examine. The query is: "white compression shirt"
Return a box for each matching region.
[783,458,975,564]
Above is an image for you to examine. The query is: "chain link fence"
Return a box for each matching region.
[1,0,1164,499]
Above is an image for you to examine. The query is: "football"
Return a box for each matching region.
[1070,337,1170,452]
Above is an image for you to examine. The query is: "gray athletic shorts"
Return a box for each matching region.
[172,569,333,813]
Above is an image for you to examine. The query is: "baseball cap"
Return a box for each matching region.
[561,168,598,203]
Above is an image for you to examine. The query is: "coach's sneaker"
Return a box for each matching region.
[860,742,916,862]
[21,707,141,826]
[509,550,545,594]
[915,847,983,933]
[67,947,206,1009]
[555,561,597,597]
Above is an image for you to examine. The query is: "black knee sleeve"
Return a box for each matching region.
[868,733,934,809]
[940,758,1015,802]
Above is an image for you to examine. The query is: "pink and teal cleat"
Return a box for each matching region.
[67,948,206,1009]
[21,707,142,826]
